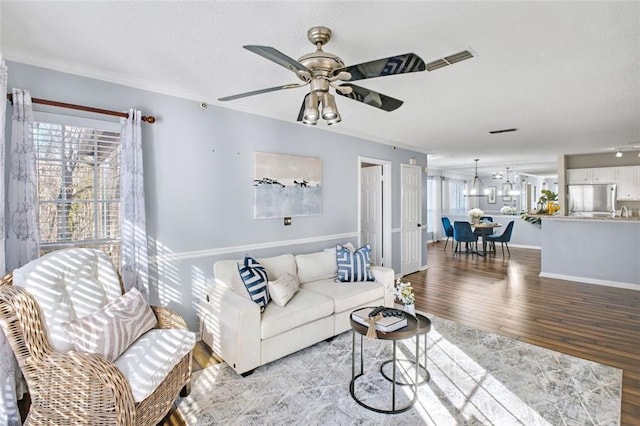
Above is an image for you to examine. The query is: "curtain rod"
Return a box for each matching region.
[5,93,156,124]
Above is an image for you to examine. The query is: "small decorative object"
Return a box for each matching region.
[521,213,542,226]
[404,303,415,315]
[467,208,484,224]
[487,186,497,204]
[393,278,415,314]
[500,206,518,215]
[536,189,559,214]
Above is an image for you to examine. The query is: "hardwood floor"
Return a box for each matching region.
[410,242,640,425]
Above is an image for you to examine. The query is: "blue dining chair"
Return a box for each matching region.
[441,217,454,251]
[453,221,478,255]
[487,220,515,257]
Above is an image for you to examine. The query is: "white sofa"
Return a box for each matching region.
[200,249,395,375]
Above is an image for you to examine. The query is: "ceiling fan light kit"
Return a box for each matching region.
[219,26,473,125]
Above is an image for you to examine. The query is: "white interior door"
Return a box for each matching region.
[361,165,383,265]
[401,164,422,275]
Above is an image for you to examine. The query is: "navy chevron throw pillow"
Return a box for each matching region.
[336,244,374,282]
[238,256,270,312]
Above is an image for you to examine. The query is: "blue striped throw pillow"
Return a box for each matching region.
[336,244,374,282]
[238,256,270,312]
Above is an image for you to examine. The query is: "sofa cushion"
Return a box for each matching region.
[114,328,195,402]
[238,256,270,312]
[295,251,337,284]
[258,254,297,281]
[336,244,374,282]
[301,278,384,313]
[63,288,157,362]
[323,242,355,255]
[12,248,123,352]
[260,289,333,340]
[267,273,300,307]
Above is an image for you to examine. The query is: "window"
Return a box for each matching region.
[33,114,122,265]
[444,178,466,215]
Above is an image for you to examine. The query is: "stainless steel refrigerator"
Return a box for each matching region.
[567,184,617,216]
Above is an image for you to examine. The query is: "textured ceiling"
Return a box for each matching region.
[1,1,639,176]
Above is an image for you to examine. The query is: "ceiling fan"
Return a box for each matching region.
[219,26,474,125]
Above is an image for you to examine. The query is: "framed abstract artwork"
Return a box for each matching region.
[253,152,322,219]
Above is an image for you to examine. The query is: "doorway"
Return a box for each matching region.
[401,163,422,275]
[358,157,391,267]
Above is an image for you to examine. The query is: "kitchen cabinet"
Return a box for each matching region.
[591,167,618,183]
[567,168,591,184]
[567,167,618,184]
[617,166,640,200]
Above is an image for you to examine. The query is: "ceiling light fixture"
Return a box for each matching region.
[502,167,520,197]
[301,91,342,126]
[489,128,518,135]
[464,159,489,197]
[616,149,623,158]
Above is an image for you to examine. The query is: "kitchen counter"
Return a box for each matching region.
[541,215,640,223]
[539,218,640,288]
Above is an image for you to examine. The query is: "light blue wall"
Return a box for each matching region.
[5,61,429,329]
[541,218,640,286]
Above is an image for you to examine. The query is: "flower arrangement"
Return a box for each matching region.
[500,206,518,215]
[393,278,415,305]
[467,208,484,220]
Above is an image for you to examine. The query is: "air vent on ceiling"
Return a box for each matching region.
[489,128,518,134]
[426,50,474,72]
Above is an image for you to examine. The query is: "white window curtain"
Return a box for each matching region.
[119,109,149,300]
[1,54,6,275]
[6,88,40,270]
[1,75,28,425]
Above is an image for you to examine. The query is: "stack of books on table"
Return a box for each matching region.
[351,307,408,332]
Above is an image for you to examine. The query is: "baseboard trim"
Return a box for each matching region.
[508,243,541,250]
[539,272,640,291]
[155,232,359,261]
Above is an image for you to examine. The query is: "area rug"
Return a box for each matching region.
[176,314,622,425]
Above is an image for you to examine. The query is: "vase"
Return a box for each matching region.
[404,304,415,316]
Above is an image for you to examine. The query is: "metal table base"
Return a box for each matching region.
[380,326,430,386]
[349,329,420,414]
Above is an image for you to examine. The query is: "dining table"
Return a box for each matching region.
[472,222,502,256]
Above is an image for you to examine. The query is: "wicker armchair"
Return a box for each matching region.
[0,248,194,425]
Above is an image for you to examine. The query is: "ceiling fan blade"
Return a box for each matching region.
[335,84,404,112]
[218,82,308,101]
[244,45,311,75]
[334,53,426,82]
[296,95,306,122]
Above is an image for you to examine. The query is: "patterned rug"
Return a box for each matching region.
[176,314,621,425]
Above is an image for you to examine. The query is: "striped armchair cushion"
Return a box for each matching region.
[63,288,157,362]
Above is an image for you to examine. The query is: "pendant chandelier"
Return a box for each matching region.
[499,167,520,197]
[463,159,489,197]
